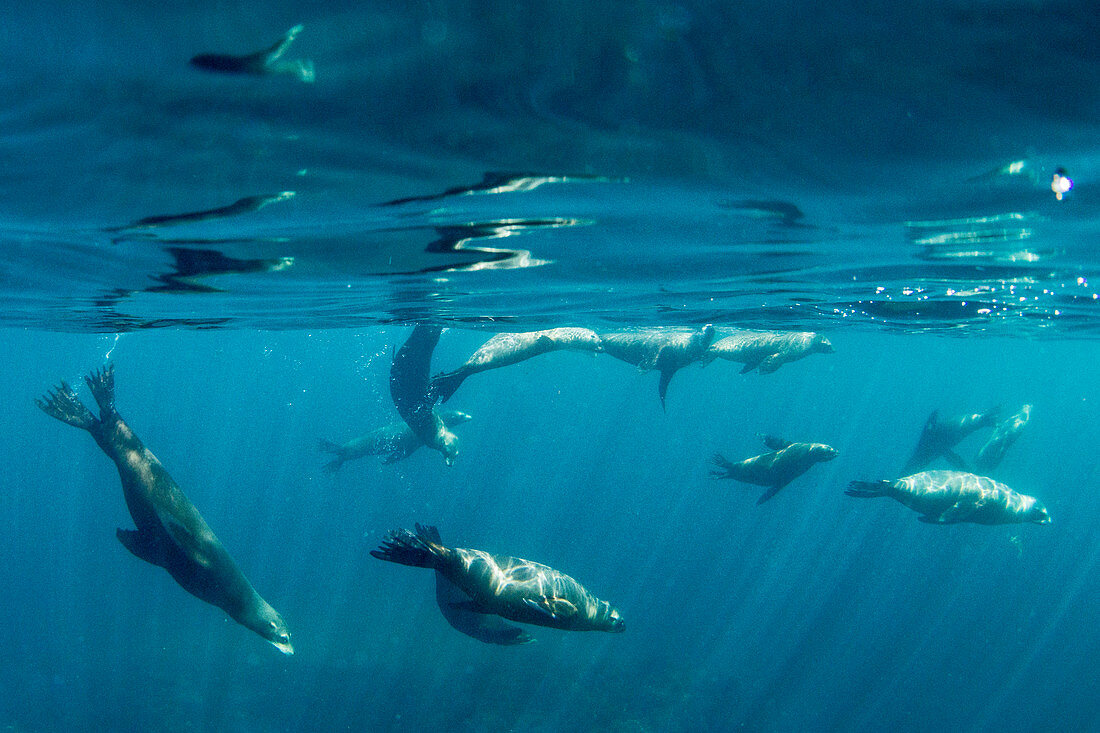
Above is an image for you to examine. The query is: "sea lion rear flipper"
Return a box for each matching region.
[116,528,169,568]
[524,596,579,620]
[84,365,117,420]
[428,370,466,404]
[36,381,98,431]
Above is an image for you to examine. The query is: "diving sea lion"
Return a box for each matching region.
[372,523,624,634]
[701,330,834,374]
[710,436,838,504]
[318,409,472,471]
[390,325,459,465]
[429,328,602,403]
[901,408,1000,474]
[36,365,293,654]
[846,470,1051,526]
[190,24,315,82]
[974,405,1032,474]
[599,324,715,408]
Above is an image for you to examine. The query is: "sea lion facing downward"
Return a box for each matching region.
[701,330,834,374]
[190,24,315,82]
[36,365,293,654]
[390,325,459,465]
[974,404,1032,474]
[318,409,472,471]
[710,436,839,504]
[372,524,624,634]
[599,324,715,409]
[901,408,1000,475]
[846,470,1050,525]
[430,328,602,403]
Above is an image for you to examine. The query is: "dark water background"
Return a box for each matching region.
[3,1,1100,731]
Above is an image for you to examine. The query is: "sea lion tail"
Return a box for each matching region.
[35,380,98,431]
[709,452,736,479]
[370,523,445,568]
[845,480,893,498]
[428,371,465,404]
[317,439,344,472]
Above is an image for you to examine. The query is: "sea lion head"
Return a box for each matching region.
[594,601,626,632]
[247,601,294,655]
[1025,499,1052,525]
[811,444,839,462]
[812,334,835,353]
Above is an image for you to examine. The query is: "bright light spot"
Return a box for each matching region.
[1052,168,1073,200]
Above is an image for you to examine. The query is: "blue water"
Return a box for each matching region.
[3,2,1100,731]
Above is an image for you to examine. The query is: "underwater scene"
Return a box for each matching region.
[3,2,1100,732]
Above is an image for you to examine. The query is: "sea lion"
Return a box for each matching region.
[372,523,624,634]
[710,436,839,504]
[390,325,459,465]
[599,324,715,408]
[190,24,315,82]
[901,408,1000,474]
[318,409,472,471]
[846,470,1051,526]
[429,328,603,403]
[701,330,834,374]
[111,192,296,231]
[36,365,293,654]
[974,405,1032,474]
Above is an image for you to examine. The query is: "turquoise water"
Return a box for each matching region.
[2,3,1099,731]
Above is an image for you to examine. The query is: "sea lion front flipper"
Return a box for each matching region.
[157,514,215,568]
[739,355,765,373]
[756,486,783,504]
[657,367,677,410]
[943,450,969,471]
[920,502,970,525]
[758,433,791,451]
[116,528,169,568]
[524,596,579,620]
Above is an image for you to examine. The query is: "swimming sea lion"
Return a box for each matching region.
[901,408,1000,474]
[710,436,838,504]
[599,324,715,409]
[701,330,834,374]
[429,328,602,403]
[372,523,624,634]
[111,192,296,231]
[190,24,315,82]
[318,409,472,471]
[390,325,459,465]
[36,365,293,654]
[846,470,1051,526]
[974,404,1032,474]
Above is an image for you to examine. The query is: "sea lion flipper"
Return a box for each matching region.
[759,433,791,451]
[116,528,169,567]
[758,354,783,374]
[756,486,782,504]
[84,365,117,419]
[36,381,98,430]
[657,368,676,410]
[159,515,215,568]
[943,450,970,471]
[524,596,579,620]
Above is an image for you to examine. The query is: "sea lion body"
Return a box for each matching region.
[372,524,624,634]
[846,470,1051,525]
[36,366,293,653]
[901,408,1000,474]
[390,326,459,465]
[431,328,602,403]
[190,25,314,82]
[711,438,838,503]
[702,331,834,374]
[600,324,715,408]
[318,410,471,471]
[974,405,1032,474]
